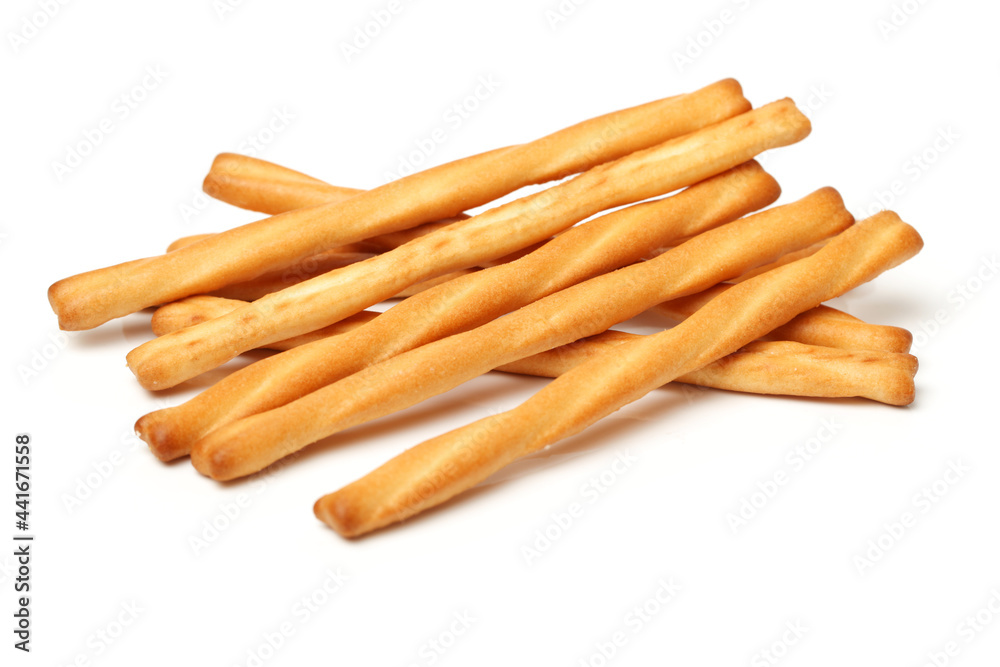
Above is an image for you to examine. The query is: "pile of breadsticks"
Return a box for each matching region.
[48,79,923,538]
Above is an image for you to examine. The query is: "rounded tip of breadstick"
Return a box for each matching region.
[189,436,243,481]
[773,97,812,141]
[125,347,172,391]
[314,494,365,538]
[47,279,82,331]
[884,372,917,407]
[136,412,187,462]
[715,77,744,96]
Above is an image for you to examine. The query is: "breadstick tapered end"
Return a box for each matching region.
[314,495,360,538]
[136,411,190,462]
[47,278,83,331]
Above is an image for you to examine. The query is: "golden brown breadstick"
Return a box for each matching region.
[149,299,917,405]
[656,283,913,353]
[136,161,781,461]
[170,220,482,301]
[317,211,923,537]
[201,152,363,214]
[128,100,810,390]
[499,335,918,406]
[728,239,827,282]
[212,251,377,301]
[188,186,848,480]
[49,79,751,331]
[151,296,380,350]
[167,233,376,255]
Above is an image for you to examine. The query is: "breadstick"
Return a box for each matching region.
[169,233,375,255]
[49,79,751,331]
[500,336,917,406]
[149,301,917,404]
[656,283,913,353]
[200,152,363,214]
[127,100,810,390]
[137,161,781,460]
[213,245,528,302]
[316,211,923,537]
[170,221,479,301]
[151,296,380,350]
[728,239,826,282]
[188,186,848,480]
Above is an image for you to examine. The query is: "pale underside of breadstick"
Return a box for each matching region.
[49,79,751,331]
[655,282,913,353]
[316,211,923,537]
[127,100,811,390]
[136,161,781,461]
[187,185,848,480]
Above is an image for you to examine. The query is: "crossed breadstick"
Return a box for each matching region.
[45,78,925,543]
[48,79,750,331]
[125,99,811,390]
[187,186,851,480]
[656,283,913,353]
[316,211,923,537]
[152,296,917,407]
[136,161,781,460]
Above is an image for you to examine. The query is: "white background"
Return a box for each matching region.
[2,0,999,665]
